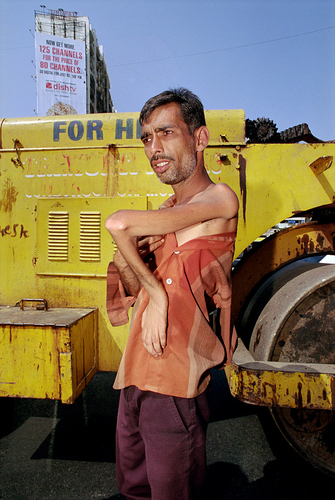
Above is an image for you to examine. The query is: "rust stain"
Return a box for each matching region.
[301,234,310,253]
[104,144,119,197]
[0,178,18,212]
[330,376,335,406]
[11,139,24,168]
[301,234,309,250]
[317,232,325,249]
[300,233,316,253]
[295,382,303,408]
[238,154,247,223]
[252,325,262,351]
[297,230,333,256]
[262,381,277,405]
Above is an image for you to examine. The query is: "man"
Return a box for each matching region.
[105,88,238,500]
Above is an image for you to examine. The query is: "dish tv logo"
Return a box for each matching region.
[46,82,76,92]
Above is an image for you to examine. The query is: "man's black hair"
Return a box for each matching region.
[139,88,206,135]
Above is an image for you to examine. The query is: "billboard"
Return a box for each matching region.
[35,32,86,116]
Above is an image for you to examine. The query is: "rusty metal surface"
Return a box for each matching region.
[229,339,335,410]
[229,345,335,475]
[250,264,335,361]
[0,306,96,327]
[232,263,335,475]
[268,264,335,475]
[232,221,335,324]
[229,337,335,474]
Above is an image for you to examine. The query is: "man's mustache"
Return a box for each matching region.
[150,154,175,167]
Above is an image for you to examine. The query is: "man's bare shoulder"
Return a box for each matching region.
[195,182,239,216]
[174,183,238,243]
[203,182,237,197]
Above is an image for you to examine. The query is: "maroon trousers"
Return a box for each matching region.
[116,386,210,500]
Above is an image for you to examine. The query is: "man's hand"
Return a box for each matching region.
[141,289,168,357]
[137,235,164,259]
[138,235,167,356]
[114,235,164,266]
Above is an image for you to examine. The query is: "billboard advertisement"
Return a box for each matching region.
[35,32,86,116]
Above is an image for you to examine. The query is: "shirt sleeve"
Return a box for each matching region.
[190,247,238,366]
[212,282,238,366]
[210,251,238,365]
[106,261,137,326]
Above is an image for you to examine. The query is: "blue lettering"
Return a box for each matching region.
[68,120,84,141]
[53,121,67,141]
[136,119,142,139]
[115,118,133,140]
[87,120,103,140]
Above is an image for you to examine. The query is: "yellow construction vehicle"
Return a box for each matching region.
[1,110,334,475]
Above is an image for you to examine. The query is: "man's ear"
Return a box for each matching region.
[194,126,210,151]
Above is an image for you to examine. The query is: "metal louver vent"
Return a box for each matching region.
[80,212,101,261]
[48,212,69,261]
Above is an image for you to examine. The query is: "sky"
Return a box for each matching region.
[0,0,334,140]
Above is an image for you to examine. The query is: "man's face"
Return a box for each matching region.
[140,102,198,185]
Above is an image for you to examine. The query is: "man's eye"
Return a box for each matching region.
[142,137,151,144]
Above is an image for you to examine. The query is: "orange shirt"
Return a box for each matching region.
[107,231,237,398]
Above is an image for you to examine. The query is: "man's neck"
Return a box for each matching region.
[172,165,213,205]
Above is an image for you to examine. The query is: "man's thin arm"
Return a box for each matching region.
[106,223,168,357]
[113,249,142,297]
[113,235,164,297]
[106,183,238,242]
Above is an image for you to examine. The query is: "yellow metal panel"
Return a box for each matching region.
[230,143,335,258]
[0,307,97,403]
[206,109,245,145]
[33,197,146,372]
[229,340,335,410]
[59,352,75,403]
[36,197,146,276]
[0,110,245,150]
[0,323,62,399]
[67,309,98,390]
[1,113,141,149]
